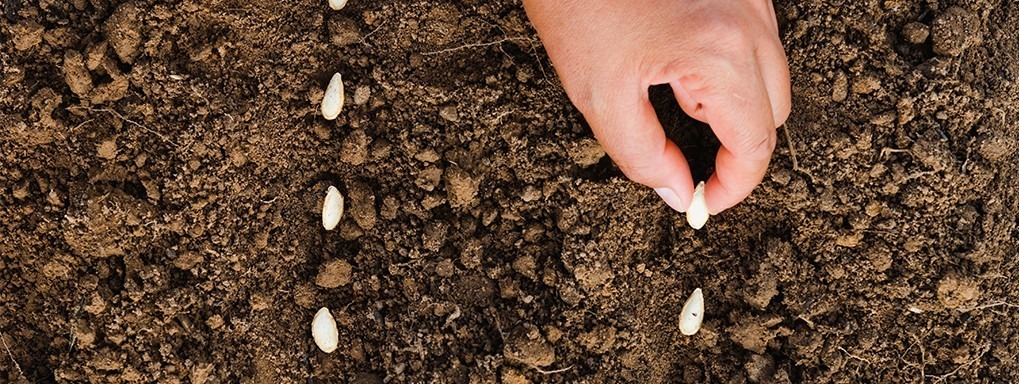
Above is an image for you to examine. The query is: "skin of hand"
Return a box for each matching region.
[522,0,791,214]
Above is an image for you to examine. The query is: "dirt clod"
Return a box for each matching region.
[500,368,532,384]
[315,259,353,288]
[444,165,479,208]
[341,130,371,165]
[191,364,215,384]
[579,325,618,354]
[932,7,979,56]
[936,274,981,310]
[901,22,930,44]
[63,50,93,96]
[745,354,777,383]
[353,85,371,105]
[567,138,606,167]
[329,16,362,46]
[504,326,556,367]
[439,105,459,122]
[97,138,118,160]
[347,181,377,230]
[103,2,143,63]
[11,19,44,51]
[851,76,881,94]
[831,71,848,102]
[977,132,1018,163]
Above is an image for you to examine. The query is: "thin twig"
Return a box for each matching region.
[880,147,911,160]
[904,333,927,381]
[528,40,550,82]
[68,297,85,353]
[0,330,25,379]
[926,344,989,383]
[533,365,574,375]
[959,300,1019,313]
[421,37,533,56]
[782,124,818,184]
[68,106,176,146]
[71,118,94,131]
[838,346,872,365]
[781,124,799,170]
[479,18,548,82]
[358,21,387,47]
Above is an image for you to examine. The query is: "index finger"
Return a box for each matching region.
[675,59,776,214]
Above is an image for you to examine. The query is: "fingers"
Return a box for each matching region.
[676,58,777,214]
[755,40,792,127]
[580,85,696,212]
[670,80,708,123]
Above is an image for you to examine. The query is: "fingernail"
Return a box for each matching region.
[654,187,686,213]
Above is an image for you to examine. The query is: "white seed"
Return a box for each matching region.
[321,73,345,120]
[679,288,704,336]
[311,307,340,353]
[322,186,344,230]
[686,181,709,229]
[328,0,348,10]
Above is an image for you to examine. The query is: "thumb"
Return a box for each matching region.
[578,86,695,212]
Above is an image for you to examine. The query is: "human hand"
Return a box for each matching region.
[523,0,791,214]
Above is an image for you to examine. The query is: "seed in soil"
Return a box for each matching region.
[312,307,339,353]
[322,186,344,230]
[328,0,347,11]
[321,73,344,120]
[686,181,709,229]
[679,288,704,336]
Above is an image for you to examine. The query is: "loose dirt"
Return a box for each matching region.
[2,0,1018,382]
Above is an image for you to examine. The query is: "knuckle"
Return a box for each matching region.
[567,83,617,119]
[750,131,778,160]
[733,130,777,161]
[617,161,659,186]
[561,64,630,118]
[612,143,668,186]
[719,32,754,55]
[698,12,754,54]
[676,71,710,93]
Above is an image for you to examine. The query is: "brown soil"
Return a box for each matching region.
[2,0,1018,383]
